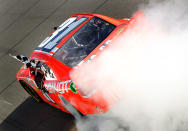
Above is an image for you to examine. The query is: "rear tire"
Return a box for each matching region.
[19,80,43,102]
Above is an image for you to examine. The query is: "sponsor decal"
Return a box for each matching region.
[99,40,112,50]
[86,40,112,63]
[86,54,96,63]
[69,82,77,94]
[99,43,107,50]
[44,80,71,94]
[116,28,124,35]
[77,60,84,66]
[105,23,110,26]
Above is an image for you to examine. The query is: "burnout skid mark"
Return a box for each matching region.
[44,80,72,93]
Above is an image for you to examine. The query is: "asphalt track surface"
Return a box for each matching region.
[0,0,151,130]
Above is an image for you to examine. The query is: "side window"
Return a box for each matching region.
[41,63,56,80]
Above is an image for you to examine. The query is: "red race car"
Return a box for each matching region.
[14,12,143,117]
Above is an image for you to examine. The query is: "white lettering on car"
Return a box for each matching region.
[44,80,72,94]
[99,40,112,50]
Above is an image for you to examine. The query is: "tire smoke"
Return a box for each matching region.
[71,0,188,131]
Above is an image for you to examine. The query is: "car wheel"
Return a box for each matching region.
[19,80,43,102]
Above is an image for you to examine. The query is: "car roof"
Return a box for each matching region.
[31,13,127,63]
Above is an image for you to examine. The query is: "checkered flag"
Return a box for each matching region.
[9,54,36,68]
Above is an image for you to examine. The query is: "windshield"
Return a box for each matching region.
[36,17,88,53]
[53,16,116,68]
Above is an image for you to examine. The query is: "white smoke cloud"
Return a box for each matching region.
[71,0,188,131]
